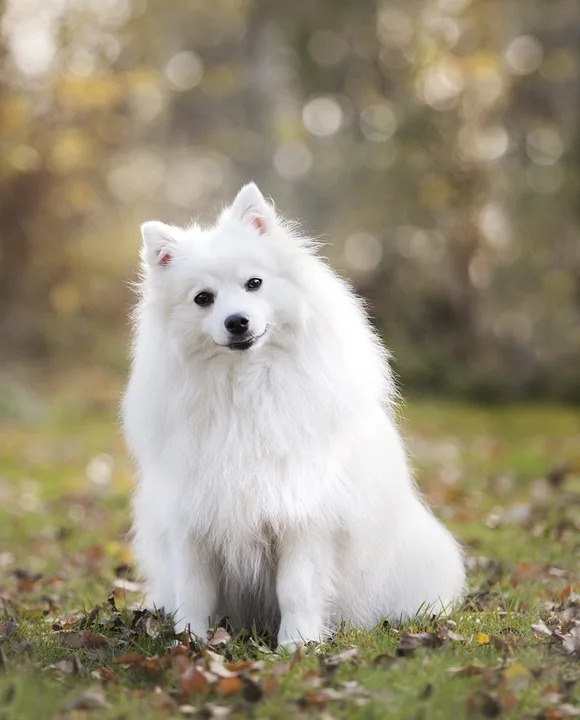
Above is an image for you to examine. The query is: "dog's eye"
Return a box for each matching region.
[245,278,262,291]
[194,291,214,307]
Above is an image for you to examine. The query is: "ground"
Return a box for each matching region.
[0,371,579,719]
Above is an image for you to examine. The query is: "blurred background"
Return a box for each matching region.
[1,0,579,402]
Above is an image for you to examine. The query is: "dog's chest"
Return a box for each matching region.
[168,370,344,534]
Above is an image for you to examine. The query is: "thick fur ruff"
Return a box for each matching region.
[122,183,465,648]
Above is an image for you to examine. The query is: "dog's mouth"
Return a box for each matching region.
[227,329,267,351]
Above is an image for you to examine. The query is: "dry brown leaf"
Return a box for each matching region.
[151,686,178,710]
[57,630,109,649]
[90,666,117,683]
[217,676,242,696]
[262,677,278,694]
[543,706,580,719]
[224,660,263,673]
[207,627,232,648]
[113,653,147,666]
[181,666,211,696]
[303,669,324,688]
[490,634,509,651]
[396,632,443,656]
[321,645,358,670]
[300,692,328,708]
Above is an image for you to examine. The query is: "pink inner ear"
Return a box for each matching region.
[158,250,172,266]
[252,216,266,235]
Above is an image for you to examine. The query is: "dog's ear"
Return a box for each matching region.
[140,221,180,267]
[229,183,275,236]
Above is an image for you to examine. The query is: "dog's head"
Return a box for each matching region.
[140,183,308,358]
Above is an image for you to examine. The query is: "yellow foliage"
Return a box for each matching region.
[50,281,81,315]
[419,175,451,210]
[540,51,578,83]
[50,130,95,174]
[199,65,247,97]
[55,73,125,112]
[465,52,501,74]
[65,180,99,212]
[0,96,30,134]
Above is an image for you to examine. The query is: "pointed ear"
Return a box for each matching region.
[140,221,179,267]
[229,182,275,235]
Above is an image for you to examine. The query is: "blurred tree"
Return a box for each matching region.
[0,0,579,399]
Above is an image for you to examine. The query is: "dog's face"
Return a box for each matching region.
[140,184,306,358]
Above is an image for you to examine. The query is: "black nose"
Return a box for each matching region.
[224,313,250,335]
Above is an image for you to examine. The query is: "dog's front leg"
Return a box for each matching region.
[173,537,218,642]
[276,526,332,650]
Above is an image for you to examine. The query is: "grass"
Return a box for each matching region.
[1,373,579,719]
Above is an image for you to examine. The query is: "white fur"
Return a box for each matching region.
[122,183,465,648]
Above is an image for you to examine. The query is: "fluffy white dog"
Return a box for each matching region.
[122,183,465,649]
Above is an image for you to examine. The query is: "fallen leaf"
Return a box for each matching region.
[321,646,358,670]
[179,705,197,716]
[300,692,327,708]
[446,665,485,677]
[372,653,401,668]
[113,653,147,666]
[543,706,580,719]
[151,686,178,710]
[532,621,553,638]
[141,615,162,638]
[63,689,109,712]
[208,627,232,648]
[199,703,232,718]
[303,668,324,688]
[224,660,263,673]
[217,676,242,696]
[57,630,109,649]
[560,622,580,655]
[490,635,509,651]
[90,666,117,683]
[112,578,141,593]
[262,677,278,694]
[0,617,19,641]
[181,666,211,696]
[502,663,532,692]
[547,464,569,488]
[480,693,501,718]
[241,676,263,703]
[14,569,42,592]
[45,656,82,676]
[396,632,443,657]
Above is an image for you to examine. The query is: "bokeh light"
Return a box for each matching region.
[0,0,578,400]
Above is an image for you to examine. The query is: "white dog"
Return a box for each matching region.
[122,183,465,649]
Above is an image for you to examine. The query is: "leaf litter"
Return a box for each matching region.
[1,409,580,717]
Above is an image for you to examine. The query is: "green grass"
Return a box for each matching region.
[1,377,579,719]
